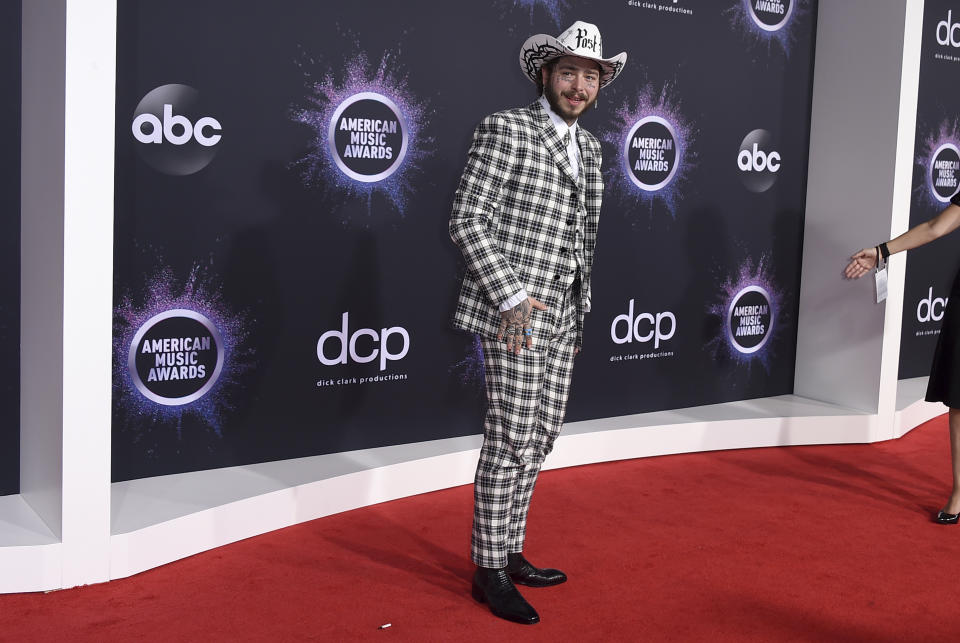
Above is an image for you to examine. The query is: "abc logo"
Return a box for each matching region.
[131,84,222,176]
[737,129,781,193]
[917,287,949,323]
[610,300,676,349]
[937,11,960,47]
[748,0,794,32]
[317,312,410,372]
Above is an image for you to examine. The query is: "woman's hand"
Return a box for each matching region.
[844,247,879,280]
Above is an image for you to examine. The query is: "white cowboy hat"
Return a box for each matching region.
[520,21,627,88]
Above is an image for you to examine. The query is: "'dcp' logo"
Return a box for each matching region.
[329,92,408,183]
[937,10,960,47]
[317,312,410,372]
[131,84,222,176]
[737,129,781,193]
[727,285,774,355]
[917,287,949,323]
[128,309,225,406]
[748,0,794,32]
[625,116,679,192]
[931,143,960,203]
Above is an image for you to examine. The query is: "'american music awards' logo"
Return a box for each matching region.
[916,120,960,208]
[114,264,253,433]
[626,116,680,192]
[728,0,808,55]
[726,286,774,355]
[747,0,793,32]
[930,142,960,203]
[291,49,432,213]
[708,257,783,368]
[129,309,224,406]
[328,93,408,183]
[602,83,696,219]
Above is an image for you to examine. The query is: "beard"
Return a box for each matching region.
[543,82,596,123]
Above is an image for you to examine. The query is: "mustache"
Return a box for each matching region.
[562,91,588,101]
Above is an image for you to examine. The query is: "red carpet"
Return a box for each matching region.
[2,414,959,641]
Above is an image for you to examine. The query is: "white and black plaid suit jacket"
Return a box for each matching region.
[450,100,602,347]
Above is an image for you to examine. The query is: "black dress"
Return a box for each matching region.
[926,268,960,407]
[926,193,960,407]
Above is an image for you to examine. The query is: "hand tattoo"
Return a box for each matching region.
[498,299,534,353]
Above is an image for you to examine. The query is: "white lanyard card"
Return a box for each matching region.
[874,256,887,303]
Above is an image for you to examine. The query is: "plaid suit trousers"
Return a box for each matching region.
[471,290,578,568]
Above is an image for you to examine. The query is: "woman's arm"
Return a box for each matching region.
[844,203,960,279]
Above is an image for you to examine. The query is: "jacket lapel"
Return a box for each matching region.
[575,136,591,184]
[531,102,578,186]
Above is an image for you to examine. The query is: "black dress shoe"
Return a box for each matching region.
[506,552,567,587]
[471,567,539,624]
[935,510,960,524]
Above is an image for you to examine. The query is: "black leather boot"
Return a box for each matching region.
[506,552,567,587]
[471,567,540,624]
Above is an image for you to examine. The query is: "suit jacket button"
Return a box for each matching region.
[554,274,560,280]
[570,192,577,199]
[566,219,574,225]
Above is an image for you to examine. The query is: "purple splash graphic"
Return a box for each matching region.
[508,0,569,26]
[707,255,784,371]
[113,264,253,436]
[291,48,432,215]
[727,0,809,57]
[916,119,960,210]
[600,84,697,219]
[451,334,486,387]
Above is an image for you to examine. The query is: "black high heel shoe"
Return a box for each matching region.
[934,510,959,525]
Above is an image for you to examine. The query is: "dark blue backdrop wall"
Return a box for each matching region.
[0,1,21,497]
[900,0,960,379]
[113,0,818,482]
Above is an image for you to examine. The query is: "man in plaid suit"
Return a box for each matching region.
[449,21,626,625]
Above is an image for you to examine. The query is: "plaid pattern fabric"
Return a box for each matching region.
[472,293,578,568]
[449,100,602,348]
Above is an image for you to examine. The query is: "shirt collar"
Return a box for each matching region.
[538,95,578,141]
